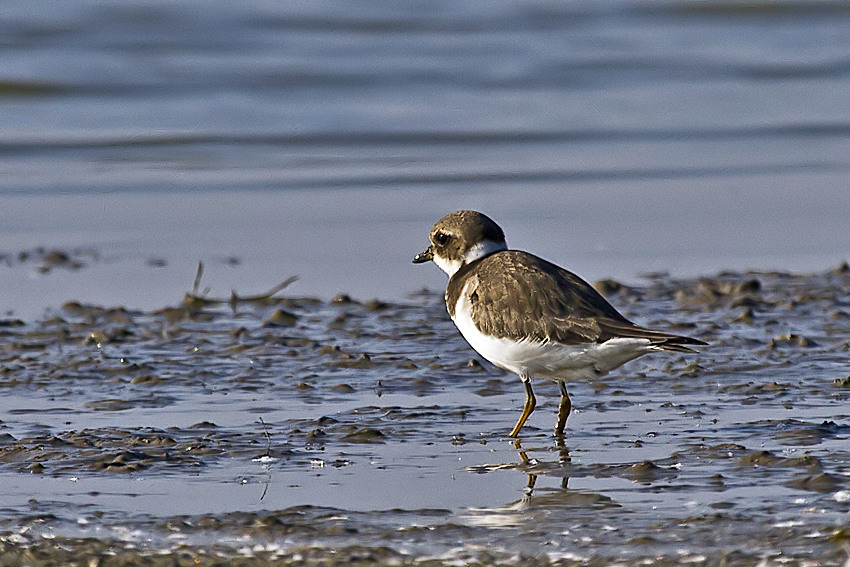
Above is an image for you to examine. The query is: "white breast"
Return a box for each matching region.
[450,282,656,382]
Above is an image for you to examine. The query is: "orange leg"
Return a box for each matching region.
[509,378,536,438]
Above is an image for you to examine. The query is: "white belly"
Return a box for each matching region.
[451,291,656,382]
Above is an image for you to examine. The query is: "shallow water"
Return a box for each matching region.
[1,267,849,564]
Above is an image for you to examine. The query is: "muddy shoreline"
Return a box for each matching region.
[1,265,849,565]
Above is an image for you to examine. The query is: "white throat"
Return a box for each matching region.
[433,239,507,278]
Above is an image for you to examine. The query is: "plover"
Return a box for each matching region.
[413,210,705,438]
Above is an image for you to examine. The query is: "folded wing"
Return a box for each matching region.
[450,251,706,351]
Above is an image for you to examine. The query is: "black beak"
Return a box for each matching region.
[412,245,434,264]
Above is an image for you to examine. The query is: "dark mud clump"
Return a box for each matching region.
[1,266,850,565]
[0,246,100,274]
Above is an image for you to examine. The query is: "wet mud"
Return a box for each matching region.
[1,266,849,565]
[0,246,101,275]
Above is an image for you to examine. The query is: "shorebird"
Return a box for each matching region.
[413,210,705,438]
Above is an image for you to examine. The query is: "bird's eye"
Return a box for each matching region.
[434,232,450,246]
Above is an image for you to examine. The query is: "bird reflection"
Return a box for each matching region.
[512,437,571,506]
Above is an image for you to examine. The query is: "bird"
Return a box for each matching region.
[412,210,706,438]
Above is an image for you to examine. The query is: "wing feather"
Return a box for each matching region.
[447,251,705,350]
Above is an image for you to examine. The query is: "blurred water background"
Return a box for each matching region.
[1,0,849,315]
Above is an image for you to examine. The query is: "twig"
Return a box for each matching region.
[182,262,297,309]
[192,261,204,296]
[231,275,300,303]
[259,417,272,457]
[229,275,299,312]
[258,417,272,501]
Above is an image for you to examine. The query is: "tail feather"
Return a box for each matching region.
[598,318,707,353]
[653,339,703,354]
